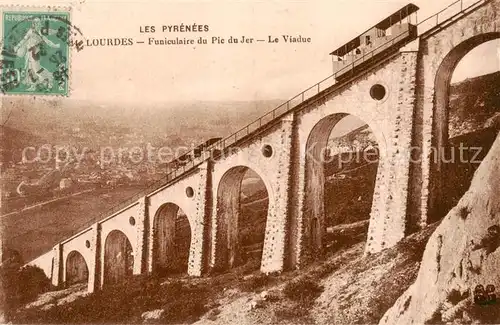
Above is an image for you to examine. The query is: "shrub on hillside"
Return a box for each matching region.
[274,303,310,320]
[276,277,323,323]
[283,277,323,302]
[16,265,52,303]
[1,263,51,319]
[161,289,208,323]
[239,273,270,292]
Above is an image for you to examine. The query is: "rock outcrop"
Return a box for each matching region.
[380,133,500,324]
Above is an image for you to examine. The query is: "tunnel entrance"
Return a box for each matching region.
[430,35,500,221]
[65,251,88,286]
[303,113,380,261]
[214,167,269,272]
[103,230,133,286]
[153,203,191,276]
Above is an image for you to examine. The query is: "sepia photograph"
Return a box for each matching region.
[0,0,499,323]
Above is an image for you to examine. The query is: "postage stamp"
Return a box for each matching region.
[1,9,71,96]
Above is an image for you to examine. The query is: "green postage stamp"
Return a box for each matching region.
[1,10,71,96]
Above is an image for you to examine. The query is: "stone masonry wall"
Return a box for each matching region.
[88,223,101,292]
[134,196,148,275]
[210,117,295,274]
[98,203,140,287]
[261,115,295,273]
[147,162,210,276]
[50,244,62,287]
[60,228,95,292]
[292,51,417,264]
[369,49,419,252]
[417,0,500,224]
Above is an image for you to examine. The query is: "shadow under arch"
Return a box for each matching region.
[302,112,383,262]
[65,250,89,286]
[103,229,134,286]
[429,32,500,220]
[152,202,192,276]
[212,166,270,272]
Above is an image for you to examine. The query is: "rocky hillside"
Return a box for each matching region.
[449,71,500,137]
[380,133,500,324]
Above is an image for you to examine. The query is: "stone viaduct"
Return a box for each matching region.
[30,0,500,293]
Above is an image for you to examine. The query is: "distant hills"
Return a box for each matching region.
[0,126,46,165]
[0,98,284,165]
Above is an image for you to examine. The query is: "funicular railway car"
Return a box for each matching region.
[164,137,222,174]
[330,3,419,81]
[193,137,222,158]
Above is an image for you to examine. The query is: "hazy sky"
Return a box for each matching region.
[1,0,499,104]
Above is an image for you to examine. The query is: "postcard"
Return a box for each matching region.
[1,0,499,323]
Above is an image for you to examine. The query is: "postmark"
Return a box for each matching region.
[0,7,84,96]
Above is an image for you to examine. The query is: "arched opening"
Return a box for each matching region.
[103,230,133,286]
[65,251,88,286]
[153,203,192,276]
[214,167,269,272]
[303,113,380,261]
[429,34,500,221]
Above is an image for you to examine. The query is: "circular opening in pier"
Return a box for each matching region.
[85,240,91,248]
[370,84,386,101]
[129,217,136,226]
[186,186,194,198]
[262,144,273,158]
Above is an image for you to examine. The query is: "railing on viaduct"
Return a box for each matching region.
[61,0,490,243]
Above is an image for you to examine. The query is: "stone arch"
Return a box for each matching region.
[302,112,383,260]
[152,202,192,275]
[103,230,134,286]
[65,250,88,286]
[429,32,500,220]
[213,165,271,271]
